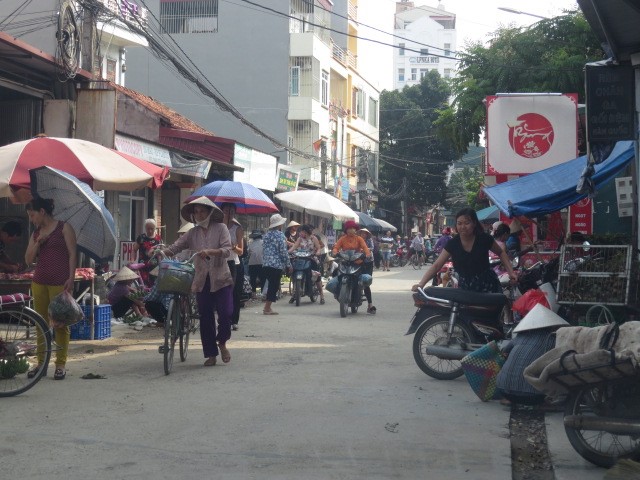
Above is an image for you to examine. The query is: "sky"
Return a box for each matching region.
[356,0,581,91]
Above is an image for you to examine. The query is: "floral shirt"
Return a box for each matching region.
[262,230,291,270]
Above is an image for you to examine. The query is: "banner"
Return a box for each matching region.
[276,165,299,192]
[119,241,137,269]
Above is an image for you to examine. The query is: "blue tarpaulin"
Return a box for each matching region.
[476,205,500,222]
[483,141,635,218]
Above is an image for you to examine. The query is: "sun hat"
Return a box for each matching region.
[177,222,195,234]
[287,220,300,228]
[249,229,264,238]
[492,221,503,232]
[513,304,569,333]
[113,266,139,282]
[268,214,287,229]
[509,218,523,234]
[358,227,371,236]
[149,266,159,276]
[180,196,223,223]
[343,220,359,231]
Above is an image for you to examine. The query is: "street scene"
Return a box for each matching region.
[1,1,640,479]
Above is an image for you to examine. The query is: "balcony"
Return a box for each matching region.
[99,0,148,28]
[348,1,358,22]
[332,43,357,70]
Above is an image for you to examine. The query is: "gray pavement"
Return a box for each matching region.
[1,267,520,478]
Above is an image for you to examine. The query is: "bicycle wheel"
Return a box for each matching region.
[411,254,421,270]
[179,295,191,362]
[163,297,179,375]
[0,305,53,397]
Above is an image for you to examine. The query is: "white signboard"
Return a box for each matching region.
[119,241,137,269]
[233,144,278,191]
[115,134,172,167]
[486,94,578,174]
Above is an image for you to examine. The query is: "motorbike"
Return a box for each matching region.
[335,250,365,318]
[290,251,320,306]
[390,245,410,267]
[405,286,513,379]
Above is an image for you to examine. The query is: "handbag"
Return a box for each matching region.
[461,341,505,401]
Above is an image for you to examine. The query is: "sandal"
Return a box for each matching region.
[263,310,279,315]
[367,305,377,314]
[53,368,66,380]
[320,297,325,305]
[204,357,217,367]
[218,344,231,364]
[27,365,46,379]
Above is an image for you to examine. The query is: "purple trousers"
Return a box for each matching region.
[196,276,233,358]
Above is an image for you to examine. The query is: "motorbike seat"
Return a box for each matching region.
[423,287,507,307]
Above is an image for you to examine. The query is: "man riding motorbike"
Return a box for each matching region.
[288,224,325,304]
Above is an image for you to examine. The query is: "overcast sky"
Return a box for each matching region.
[356,0,580,91]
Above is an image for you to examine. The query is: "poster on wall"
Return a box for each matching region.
[486,94,578,174]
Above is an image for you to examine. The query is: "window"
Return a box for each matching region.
[444,68,452,78]
[398,68,405,82]
[411,68,417,81]
[321,70,329,106]
[399,43,405,56]
[160,0,218,34]
[420,69,428,79]
[444,43,451,56]
[420,48,429,56]
[368,97,378,127]
[352,88,365,119]
[290,66,300,96]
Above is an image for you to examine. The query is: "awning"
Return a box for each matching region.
[483,141,635,218]
[476,205,500,222]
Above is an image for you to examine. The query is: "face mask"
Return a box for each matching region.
[195,212,212,229]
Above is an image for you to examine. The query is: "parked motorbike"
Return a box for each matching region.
[390,245,410,267]
[335,250,365,317]
[290,251,320,306]
[406,286,512,379]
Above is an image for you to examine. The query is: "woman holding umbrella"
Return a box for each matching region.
[161,197,234,367]
[25,197,77,380]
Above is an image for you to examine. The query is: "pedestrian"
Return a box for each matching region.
[357,228,377,314]
[0,221,22,273]
[379,230,394,271]
[25,197,78,380]
[133,218,162,286]
[372,234,381,269]
[433,226,452,254]
[221,203,244,331]
[262,214,291,315]
[285,220,300,248]
[312,225,329,276]
[412,207,517,294]
[247,229,265,297]
[161,197,233,367]
[288,224,325,304]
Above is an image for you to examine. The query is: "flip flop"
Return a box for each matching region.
[218,345,231,363]
[263,310,279,315]
[367,306,377,314]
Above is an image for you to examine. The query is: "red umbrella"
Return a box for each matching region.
[0,137,169,199]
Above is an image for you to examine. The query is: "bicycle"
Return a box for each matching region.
[0,293,54,396]
[155,252,199,375]
[410,251,423,270]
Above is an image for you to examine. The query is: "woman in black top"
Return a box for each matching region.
[412,207,517,293]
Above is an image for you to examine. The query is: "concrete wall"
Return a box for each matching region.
[126,0,291,163]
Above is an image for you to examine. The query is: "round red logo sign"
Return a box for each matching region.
[508,113,554,158]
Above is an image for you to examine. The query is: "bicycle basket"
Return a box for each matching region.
[156,260,195,295]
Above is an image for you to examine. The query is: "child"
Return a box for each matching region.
[108,267,147,318]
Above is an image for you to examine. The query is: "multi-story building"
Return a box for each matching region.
[392,1,457,90]
[124,0,380,207]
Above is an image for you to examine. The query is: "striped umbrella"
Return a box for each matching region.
[185,180,278,214]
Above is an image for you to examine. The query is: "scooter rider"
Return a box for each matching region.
[412,207,517,293]
[288,224,325,304]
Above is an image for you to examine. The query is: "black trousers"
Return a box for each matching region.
[262,266,283,302]
[227,260,242,326]
[248,264,264,292]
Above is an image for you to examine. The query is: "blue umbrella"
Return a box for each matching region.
[30,166,117,263]
[355,211,383,233]
[185,180,278,214]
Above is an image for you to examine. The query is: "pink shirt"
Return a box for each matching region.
[166,222,233,293]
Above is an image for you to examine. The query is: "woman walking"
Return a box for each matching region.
[25,197,77,380]
[262,214,291,315]
[221,203,244,331]
[379,230,394,271]
[162,197,234,366]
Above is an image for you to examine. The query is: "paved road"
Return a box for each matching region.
[3,267,514,479]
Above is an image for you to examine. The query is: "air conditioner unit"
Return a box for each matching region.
[615,176,633,217]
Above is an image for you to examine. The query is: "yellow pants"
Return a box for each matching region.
[31,282,69,367]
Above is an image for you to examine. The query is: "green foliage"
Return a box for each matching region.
[379,72,458,213]
[445,166,485,212]
[437,11,605,154]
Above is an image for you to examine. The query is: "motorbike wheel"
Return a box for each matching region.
[564,385,640,468]
[400,257,409,267]
[390,256,399,268]
[413,315,473,380]
[309,282,317,303]
[339,285,350,318]
[294,279,302,307]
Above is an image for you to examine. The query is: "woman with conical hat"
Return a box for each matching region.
[160,197,233,367]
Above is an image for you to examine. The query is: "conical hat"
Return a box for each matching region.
[150,266,159,276]
[113,266,139,282]
[178,222,195,234]
[513,303,569,333]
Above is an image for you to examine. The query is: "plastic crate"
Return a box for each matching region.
[70,305,112,340]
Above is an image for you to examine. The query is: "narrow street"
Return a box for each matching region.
[3,267,513,479]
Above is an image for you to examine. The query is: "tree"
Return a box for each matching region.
[378,72,457,219]
[445,166,485,212]
[436,10,604,155]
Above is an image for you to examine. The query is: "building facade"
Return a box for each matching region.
[392,1,457,90]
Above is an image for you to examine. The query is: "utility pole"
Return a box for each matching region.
[320,141,327,191]
[81,6,98,78]
[402,177,408,236]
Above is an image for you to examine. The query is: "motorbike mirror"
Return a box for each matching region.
[511,257,519,268]
[582,241,591,252]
